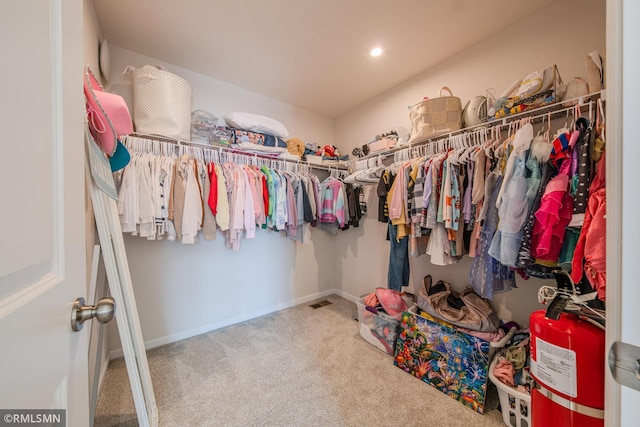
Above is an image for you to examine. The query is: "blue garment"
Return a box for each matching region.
[469,173,516,299]
[388,223,410,291]
[488,153,529,266]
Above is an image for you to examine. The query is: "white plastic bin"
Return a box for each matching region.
[488,357,532,427]
[356,297,404,355]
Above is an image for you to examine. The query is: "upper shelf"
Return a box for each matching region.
[356,90,605,162]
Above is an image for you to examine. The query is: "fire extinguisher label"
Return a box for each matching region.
[531,337,577,398]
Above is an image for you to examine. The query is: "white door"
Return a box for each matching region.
[0,1,88,426]
[607,0,640,426]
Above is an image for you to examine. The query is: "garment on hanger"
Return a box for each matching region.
[388,222,410,291]
[488,123,533,267]
[571,151,606,299]
[531,156,573,264]
[199,161,217,240]
[318,176,347,232]
[571,117,592,217]
[181,158,203,244]
[469,173,516,299]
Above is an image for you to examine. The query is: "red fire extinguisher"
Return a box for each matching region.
[529,308,605,427]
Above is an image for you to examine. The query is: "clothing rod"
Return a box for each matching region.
[126,132,348,172]
[357,90,604,162]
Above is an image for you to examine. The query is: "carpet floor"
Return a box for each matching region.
[94,295,509,427]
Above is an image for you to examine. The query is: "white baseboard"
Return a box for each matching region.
[331,289,359,303]
[108,288,348,360]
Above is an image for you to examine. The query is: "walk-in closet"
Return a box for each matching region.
[3,0,639,426]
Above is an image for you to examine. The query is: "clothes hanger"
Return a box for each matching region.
[451,134,467,165]
[458,131,476,164]
[597,98,606,143]
[346,159,377,184]
[554,109,572,138]
[493,122,512,157]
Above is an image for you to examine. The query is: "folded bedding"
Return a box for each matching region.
[229,128,288,153]
[224,112,290,139]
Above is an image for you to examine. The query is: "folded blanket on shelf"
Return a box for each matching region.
[229,128,288,153]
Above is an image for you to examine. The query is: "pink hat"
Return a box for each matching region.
[84,66,133,157]
[375,288,407,318]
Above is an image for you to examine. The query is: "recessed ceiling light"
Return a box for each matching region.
[370,47,383,57]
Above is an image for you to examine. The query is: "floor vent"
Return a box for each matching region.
[308,300,333,309]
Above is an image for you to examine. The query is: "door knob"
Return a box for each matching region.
[71,296,115,332]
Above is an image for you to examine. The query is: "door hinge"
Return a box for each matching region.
[609,341,640,391]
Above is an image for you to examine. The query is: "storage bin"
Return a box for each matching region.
[488,357,531,427]
[393,308,515,414]
[305,154,323,165]
[368,137,397,152]
[355,297,405,355]
[191,110,218,144]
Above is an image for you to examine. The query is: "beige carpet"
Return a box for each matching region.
[95,295,508,427]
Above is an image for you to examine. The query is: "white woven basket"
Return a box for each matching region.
[124,65,192,140]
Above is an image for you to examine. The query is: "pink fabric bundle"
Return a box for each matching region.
[493,356,516,387]
[364,292,379,308]
[363,288,408,319]
[531,162,573,263]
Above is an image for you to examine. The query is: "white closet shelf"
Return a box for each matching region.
[126,132,349,172]
[356,90,605,162]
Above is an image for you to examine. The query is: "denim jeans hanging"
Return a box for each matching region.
[388,223,410,291]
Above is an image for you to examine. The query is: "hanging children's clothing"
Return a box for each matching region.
[488,123,533,267]
[469,172,516,299]
[388,222,410,291]
[370,101,605,300]
[571,151,606,299]
[318,176,348,234]
[117,135,359,251]
[531,156,573,265]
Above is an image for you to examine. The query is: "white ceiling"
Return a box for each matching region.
[94,0,558,118]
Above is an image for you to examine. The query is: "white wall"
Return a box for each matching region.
[334,0,606,327]
[108,46,336,146]
[105,46,340,352]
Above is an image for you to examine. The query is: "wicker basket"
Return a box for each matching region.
[408,86,462,144]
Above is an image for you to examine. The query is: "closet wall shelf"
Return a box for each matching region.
[356,90,605,162]
[126,132,349,173]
